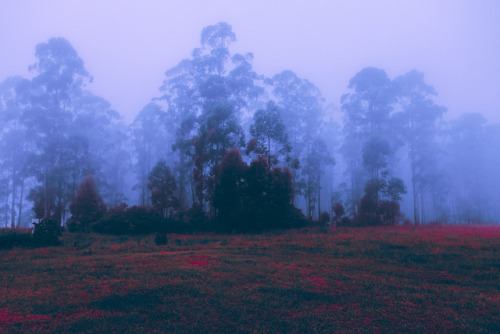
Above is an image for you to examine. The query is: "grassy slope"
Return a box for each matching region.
[0,226,499,333]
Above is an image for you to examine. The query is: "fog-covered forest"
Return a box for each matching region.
[1,22,499,229]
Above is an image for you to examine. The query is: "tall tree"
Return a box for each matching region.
[0,76,32,227]
[27,37,91,222]
[340,67,394,215]
[159,22,261,211]
[392,70,445,224]
[130,103,169,206]
[271,70,324,209]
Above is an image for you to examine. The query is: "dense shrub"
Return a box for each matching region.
[91,205,186,235]
[319,211,331,225]
[126,206,164,234]
[92,213,129,235]
[0,229,33,250]
[154,232,168,245]
[33,218,63,246]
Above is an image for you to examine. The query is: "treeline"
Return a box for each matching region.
[1,22,499,230]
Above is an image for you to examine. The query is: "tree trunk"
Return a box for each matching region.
[16,178,24,228]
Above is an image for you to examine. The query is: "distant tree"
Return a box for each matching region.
[392,70,446,224]
[0,76,32,227]
[159,22,262,212]
[446,113,497,223]
[130,103,169,206]
[358,177,406,226]
[362,135,390,181]
[193,101,245,209]
[341,67,394,215]
[148,160,179,218]
[332,201,345,227]
[68,174,106,232]
[271,70,325,209]
[384,177,407,201]
[302,137,334,219]
[26,37,91,222]
[247,101,290,168]
[358,179,385,226]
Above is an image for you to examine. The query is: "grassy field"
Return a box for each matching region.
[1,225,499,333]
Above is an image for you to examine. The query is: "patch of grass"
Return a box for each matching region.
[0,225,499,333]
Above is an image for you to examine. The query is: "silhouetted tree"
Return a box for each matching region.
[68,174,106,232]
[148,160,179,218]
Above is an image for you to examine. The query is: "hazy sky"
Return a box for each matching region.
[1,0,499,123]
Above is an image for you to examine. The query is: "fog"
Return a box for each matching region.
[1,1,499,227]
[2,1,499,123]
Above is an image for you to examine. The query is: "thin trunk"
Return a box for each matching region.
[317,173,321,220]
[44,168,49,219]
[10,177,17,229]
[420,191,425,224]
[16,178,24,228]
[178,152,185,211]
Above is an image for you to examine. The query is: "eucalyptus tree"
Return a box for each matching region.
[71,91,130,207]
[247,100,290,168]
[445,113,500,223]
[0,76,33,227]
[271,70,325,211]
[159,22,262,211]
[26,37,91,222]
[340,67,394,215]
[392,70,446,224]
[130,103,169,206]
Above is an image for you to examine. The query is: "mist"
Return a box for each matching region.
[1,1,500,227]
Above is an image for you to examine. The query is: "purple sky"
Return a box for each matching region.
[1,0,499,123]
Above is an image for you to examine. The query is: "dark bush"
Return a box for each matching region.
[185,204,208,231]
[154,232,168,245]
[319,211,331,225]
[126,206,164,234]
[91,205,186,235]
[33,218,63,246]
[92,213,129,235]
[339,216,352,227]
[0,229,33,250]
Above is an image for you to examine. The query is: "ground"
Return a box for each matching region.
[0,225,499,333]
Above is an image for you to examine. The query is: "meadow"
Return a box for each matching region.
[0,225,499,333]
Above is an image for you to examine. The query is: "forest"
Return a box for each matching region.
[1,22,499,231]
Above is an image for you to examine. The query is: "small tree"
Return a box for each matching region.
[68,174,106,232]
[33,218,63,246]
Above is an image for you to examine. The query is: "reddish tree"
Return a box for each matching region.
[68,174,106,232]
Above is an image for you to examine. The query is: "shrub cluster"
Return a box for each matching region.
[0,229,33,250]
[91,205,186,235]
[32,218,64,246]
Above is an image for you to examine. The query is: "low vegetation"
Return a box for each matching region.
[1,225,498,333]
